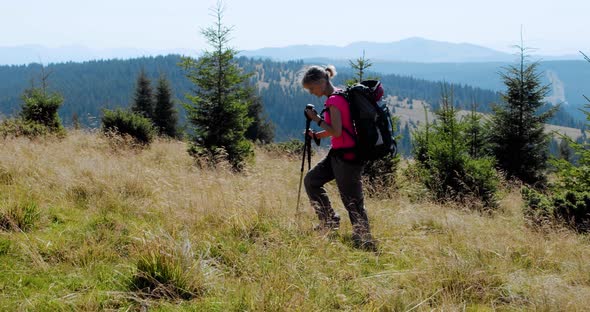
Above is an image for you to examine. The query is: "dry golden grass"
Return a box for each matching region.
[0,130,589,311]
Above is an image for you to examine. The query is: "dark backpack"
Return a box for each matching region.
[331,80,397,161]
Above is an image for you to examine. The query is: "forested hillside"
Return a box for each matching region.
[0,56,192,128]
[0,55,579,141]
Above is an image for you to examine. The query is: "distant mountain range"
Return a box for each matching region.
[0,45,197,66]
[239,37,580,63]
[0,37,582,66]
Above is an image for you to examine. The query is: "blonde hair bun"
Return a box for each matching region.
[325,65,337,78]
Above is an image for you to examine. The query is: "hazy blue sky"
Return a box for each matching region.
[1,0,588,55]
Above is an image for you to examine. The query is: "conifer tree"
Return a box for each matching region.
[21,88,64,131]
[489,45,557,186]
[349,50,372,83]
[20,66,65,134]
[412,86,499,207]
[153,75,178,138]
[180,1,253,170]
[245,91,275,144]
[132,69,154,119]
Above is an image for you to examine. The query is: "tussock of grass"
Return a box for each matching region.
[0,131,589,310]
[0,199,40,232]
[129,230,208,301]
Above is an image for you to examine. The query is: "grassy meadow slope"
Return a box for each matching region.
[1,132,589,310]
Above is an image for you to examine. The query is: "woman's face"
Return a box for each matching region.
[303,80,326,98]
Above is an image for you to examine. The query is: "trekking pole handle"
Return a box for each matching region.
[304,104,317,121]
[304,104,321,146]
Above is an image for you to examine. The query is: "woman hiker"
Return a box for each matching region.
[301,65,376,251]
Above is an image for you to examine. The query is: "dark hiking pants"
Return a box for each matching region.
[303,152,371,236]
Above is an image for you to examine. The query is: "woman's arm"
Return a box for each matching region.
[308,105,342,139]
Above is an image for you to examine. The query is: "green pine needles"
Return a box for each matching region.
[153,75,179,138]
[131,69,154,120]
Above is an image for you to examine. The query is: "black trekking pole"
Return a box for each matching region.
[296,104,316,218]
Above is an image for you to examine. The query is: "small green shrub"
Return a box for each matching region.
[0,118,51,138]
[415,156,499,209]
[0,84,66,138]
[461,157,500,208]
[20,87,65,132]
[521,187,552,220]
[101,108,155,145]
[552,191,590,231]
[522,187,590,232]
[0,200,40,232]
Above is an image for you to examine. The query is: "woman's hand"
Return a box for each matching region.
[305,130,322,145]
[305,108,321,123]
[304,130,326,140]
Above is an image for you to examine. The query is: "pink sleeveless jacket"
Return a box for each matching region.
[323,91,356,159]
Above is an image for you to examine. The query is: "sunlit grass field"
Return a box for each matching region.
[1,131,589,311]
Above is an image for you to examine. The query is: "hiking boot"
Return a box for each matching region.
[313,215,340,231]
[326,215,341,229]
[352,232,377,252]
